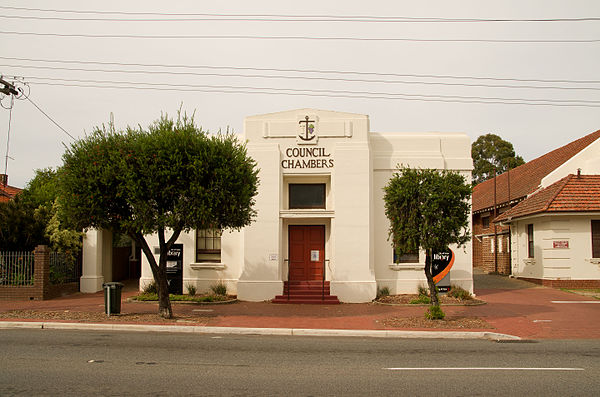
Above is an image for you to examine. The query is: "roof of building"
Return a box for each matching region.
[494,174,600,222]
[472,129,600,213]
[0,184,22,203]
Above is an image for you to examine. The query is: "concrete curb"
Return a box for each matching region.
[0,321,520,341]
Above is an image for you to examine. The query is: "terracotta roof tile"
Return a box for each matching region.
[472,129,600,212]
[495,174,600,222]
[0,184,22,202]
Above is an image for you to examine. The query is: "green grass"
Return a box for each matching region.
[133,293,231,302]
[409,294,431,304]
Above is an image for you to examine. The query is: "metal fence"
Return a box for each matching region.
[50,252,81,285]
[0,251,35,286]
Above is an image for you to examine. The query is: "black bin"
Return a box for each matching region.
[103,282,124,315]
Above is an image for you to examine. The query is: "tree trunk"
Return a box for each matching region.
[424,249,440,307]
[131,231,177,319]
[156,266,172,319]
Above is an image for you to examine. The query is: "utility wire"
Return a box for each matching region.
[1,31,598,43]
[5,63,599,91]
[0,6,598,22]
[30,81,600,108]
[22,76,600,105]
[24,96,76,140]
[2,14,600,23]
[2,56,598,84]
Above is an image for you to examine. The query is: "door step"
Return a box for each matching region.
[273,281,340,304]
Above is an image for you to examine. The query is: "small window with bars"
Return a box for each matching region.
[527,224,534,258]
[196,229,222,262]
[592,220,600,258]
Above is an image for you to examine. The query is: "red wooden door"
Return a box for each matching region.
[288,225,325,281]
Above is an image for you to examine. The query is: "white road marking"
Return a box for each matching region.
[551,301,600,304]
[533,320,552,323]
[193,309,214,312]
[385,367,583,371]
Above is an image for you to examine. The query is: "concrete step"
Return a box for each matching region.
[272,294,340,304]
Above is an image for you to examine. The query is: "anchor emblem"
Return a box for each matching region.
[298,116,316,141]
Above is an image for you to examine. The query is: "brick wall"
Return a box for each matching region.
[0,246,79,300]
[480,232,511,274]
[473,211,511,274]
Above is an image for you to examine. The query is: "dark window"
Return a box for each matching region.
[393,249,419,263]
[592,220,600,258]
[482,216,490,229]
[289,184,326,209]
[527,224,534,258]
[196,229,222,262]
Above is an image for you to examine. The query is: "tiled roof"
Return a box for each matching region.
[472,129,600,213]
[495,174,600,222]
[0,184,22,202]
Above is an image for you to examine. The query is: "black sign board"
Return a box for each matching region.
[431,249,455,293]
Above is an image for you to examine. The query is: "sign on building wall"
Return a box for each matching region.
[432,249,455,293]
[553,240,569,249]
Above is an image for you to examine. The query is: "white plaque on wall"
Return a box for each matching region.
[310,250,320,261]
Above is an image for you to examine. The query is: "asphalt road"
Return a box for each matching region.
[1,329,599,396]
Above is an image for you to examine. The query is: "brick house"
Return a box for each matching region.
[0,174,22,203]
[495,173,600,287]
[472,129,600,274]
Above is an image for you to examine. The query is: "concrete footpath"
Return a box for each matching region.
[1,272,599,340]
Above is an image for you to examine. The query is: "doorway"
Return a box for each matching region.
[288,225,325,282]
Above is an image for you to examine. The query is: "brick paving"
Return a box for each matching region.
[0,273,598,339]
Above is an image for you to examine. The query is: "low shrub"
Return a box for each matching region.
[143,281,157,294]
[186,284,197,296]
[425,305,445,320]
[417,284,429,296]
[210,280,227,296]
[448,285,472,300]
[377,286,390,298]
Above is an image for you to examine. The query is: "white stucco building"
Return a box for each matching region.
[81,109,474,302]
[495,133,600,287]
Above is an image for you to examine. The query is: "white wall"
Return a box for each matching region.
[542,138,600,187]
[511,215,600,280]
[370,132,474,294]
[139,228,243,295]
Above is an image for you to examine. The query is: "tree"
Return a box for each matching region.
[0,168,59,251]
[471,133,525,185]
[0,196,47,251]
[59,112,259,318]
[383,167,471,317]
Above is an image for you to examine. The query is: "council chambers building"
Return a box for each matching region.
[81,109,474,303]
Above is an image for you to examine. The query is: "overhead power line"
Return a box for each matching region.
[24,96,76,140]
[0,6,598,22]
[28,80,600,108]
[1,56,598,84]
[1,30,598,43]
[1,13,600,23]
[4,63,599,91]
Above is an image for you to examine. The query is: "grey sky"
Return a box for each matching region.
[1,0,599,188]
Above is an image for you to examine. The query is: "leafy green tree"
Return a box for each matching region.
[0,168,82,253]
[21,168,60,211]
[0,196,47,251]
[471,133,525,185]
[383,167,471,317]
[59,112,259,318]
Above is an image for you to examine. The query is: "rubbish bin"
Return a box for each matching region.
[103,282,124,315]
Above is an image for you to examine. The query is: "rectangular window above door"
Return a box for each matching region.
[289,183,326,209]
